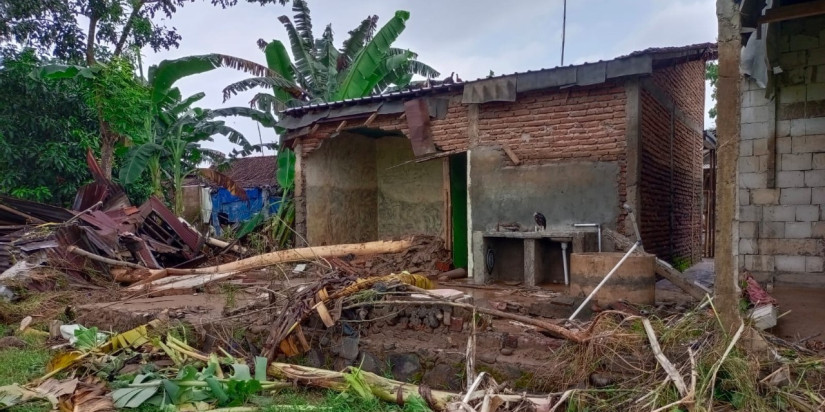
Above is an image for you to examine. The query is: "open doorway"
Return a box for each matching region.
[450,153,468,269]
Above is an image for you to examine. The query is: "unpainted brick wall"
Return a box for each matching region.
[738,15,825,284]
[639,61,705,265]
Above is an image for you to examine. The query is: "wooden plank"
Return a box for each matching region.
[364,111,379,126]
[335,120,348,133]
[759,0,825,24]
[501,144,521,165]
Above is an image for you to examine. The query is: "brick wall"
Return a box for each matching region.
[639,61,705,264]
[738,15,825,284]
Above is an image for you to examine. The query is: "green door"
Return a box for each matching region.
[450,153,468,269]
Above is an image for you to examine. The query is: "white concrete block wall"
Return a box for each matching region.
[738,16,825,283]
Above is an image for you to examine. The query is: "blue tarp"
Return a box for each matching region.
[210,187,281,234]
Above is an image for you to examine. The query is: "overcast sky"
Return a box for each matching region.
[144,0,718,156]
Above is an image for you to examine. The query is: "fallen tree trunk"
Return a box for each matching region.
[268,362,457,410]
[603,229,706,300]
[128,239,413,289]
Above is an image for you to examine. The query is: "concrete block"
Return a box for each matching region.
[745,255,775,272]
[776,255,807,272]
[740,172,767,189]
[740,189,751,205]
[741,122,771,140]
[777,171,805,188]
[760,221,786,237]
[806,256,825,272]
[740,222,757,238]
[742,106,771,124]
[813,187,825,204]
[777,137,792,154]
[813,153,825,169]
[790,119,807,136]
[751,188,779,205]
[778,84,807,104]
[815,65,825,83]
[777,121,791,138]
[743,89,770,107]
[796,205,820,222]
[805,118,825,134]
[752,138,770,156]
[779,52,807,70]
[739,156,760,173]
[739,238,758,254]
[759,155,771,172]
[758,238,824,255]
[781,188,812,205]
[808,83,825,101]
[805,170,825,187]
[780,153,812,171]
[813,222,825,238]
[739,205,762,221]
[786,222,813,238]
[793,136,825,153]
[740,140,753,157]
[790,35,820,52]
[763,205,796,221]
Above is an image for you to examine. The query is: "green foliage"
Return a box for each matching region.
[276,148,297,190]
[0,49,98,206]
[672,256,691,272]
[706,61,718,120]
[91,58,152,140]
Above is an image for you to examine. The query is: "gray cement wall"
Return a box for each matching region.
[738,15,825,284]
[469,146,621,232]
[376,137,445,238]
[304,134,377,245]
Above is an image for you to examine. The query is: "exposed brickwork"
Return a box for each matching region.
[639,61,705,265]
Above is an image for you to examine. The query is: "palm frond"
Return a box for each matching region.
[257,38,268,51]
[210,106,278,129]
[291,0,315,53]
[338,15,378,71]
[406,59,440,79]
[222,76,302,102]
[279,15,321,91]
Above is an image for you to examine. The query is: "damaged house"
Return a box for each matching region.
[277,43,716,285]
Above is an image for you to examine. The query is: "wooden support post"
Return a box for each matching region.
[501,144,521,165]
[335,120,348,133]
[714,0,743,332]
[364,111,378,126]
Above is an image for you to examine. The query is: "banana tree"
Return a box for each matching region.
[220,0,439,112]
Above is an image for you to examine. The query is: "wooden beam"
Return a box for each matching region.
[759,0,825,24]
[363,111,379,126]
[501,144,521,165]
[397,112,406,120]
[335,120,348,133]
[309,124,320,134]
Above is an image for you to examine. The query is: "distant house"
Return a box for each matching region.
[182,156,281,234]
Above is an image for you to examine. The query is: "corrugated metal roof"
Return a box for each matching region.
[280,42,717,119]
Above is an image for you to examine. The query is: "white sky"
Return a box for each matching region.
[144,0,719,156]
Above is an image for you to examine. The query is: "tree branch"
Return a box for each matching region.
[114,1,147,57]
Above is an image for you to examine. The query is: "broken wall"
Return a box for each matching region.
[304,134,377,245]
[639,61,705,264]
[738,15,825,284]
[376,137,445,238]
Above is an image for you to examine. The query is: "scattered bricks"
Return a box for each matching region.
[751,189,779,205]
[777,171,805,188]
[740,222,757,238]
[776,255,806,272]
[805,170,825,187]
[759,222,786,238]
[796,205,820,222]
[739,239,758,254]
[745,255,775,272]
[763,205,795,222]
[806,256,825,273]
[786,222,813,238]
[740,172,767,189]
[752,138,770,156]
[780,153,812,171]
[813,222,825,238]
[449,316,464,332]
[780,188,812,205]
[758,238,825,256]
[740,205,762,221]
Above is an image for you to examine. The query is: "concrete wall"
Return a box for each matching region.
[376,137,445,238]
[469,146,621,231]
[304,134,377,245]
[738,15,825,284]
